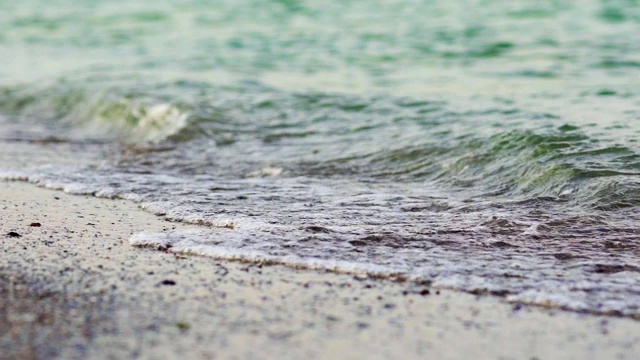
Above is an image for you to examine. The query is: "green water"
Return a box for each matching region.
[2,0,639,91]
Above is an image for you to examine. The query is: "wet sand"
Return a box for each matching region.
[1,180,639,359]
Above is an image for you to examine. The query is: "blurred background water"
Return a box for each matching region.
[1,0,640,316]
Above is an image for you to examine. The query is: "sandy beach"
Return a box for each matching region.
[0,180,638,359]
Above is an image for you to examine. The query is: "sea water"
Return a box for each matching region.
[1,0,640,316]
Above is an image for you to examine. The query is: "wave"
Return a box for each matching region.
[2,78,640,211]
[0,80,191,143]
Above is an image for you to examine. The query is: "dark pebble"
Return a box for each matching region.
[7,231,22,238]
[30,222,42,227]
[161,280,176,286]
[304,225,332,234]
[156,244,173,251]
[420,289,430,296]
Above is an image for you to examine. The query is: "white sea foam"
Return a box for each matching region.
[129,230,399,277]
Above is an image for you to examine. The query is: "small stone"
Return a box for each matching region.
[176,322,190,331]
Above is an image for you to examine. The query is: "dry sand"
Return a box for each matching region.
[1,180,639,360]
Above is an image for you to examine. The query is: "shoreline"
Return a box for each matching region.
[1,180,640,359]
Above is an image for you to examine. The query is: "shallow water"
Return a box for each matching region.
[1,0,640,316]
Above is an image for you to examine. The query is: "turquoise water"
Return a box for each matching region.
[1,0,640,317]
